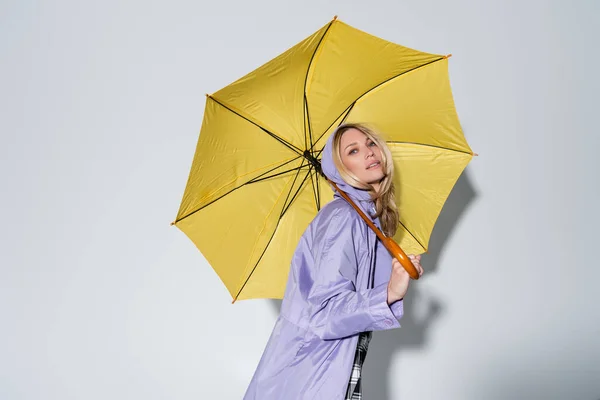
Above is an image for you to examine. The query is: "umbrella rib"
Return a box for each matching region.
[280,163,312,219]
[398,219,427,252]
[209,96,304,156]
[303,18,336,151]
[387,141,472,155]
[248,163,311,184]
[315,166,321,211]
[173,156,303,224]
[305,93,313,150]
[303,98,308,150]
[279,159,308,219]
[281,165,313,218]
[351,56,448,109]
[312,102,355,155]
[233,167,313,301]
[309,165,319,211]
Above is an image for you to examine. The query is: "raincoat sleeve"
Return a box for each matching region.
[390,299,404,320]
[305,206,403,340]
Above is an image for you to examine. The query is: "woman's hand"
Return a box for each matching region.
[408,254,423,277]
[387,254,423,304]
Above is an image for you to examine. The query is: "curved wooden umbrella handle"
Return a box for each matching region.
[327,180,420,280]
[380,236,420,280]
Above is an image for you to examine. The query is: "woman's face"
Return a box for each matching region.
[339,128,385,187]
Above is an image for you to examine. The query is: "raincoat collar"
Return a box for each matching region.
[321,130,378,220]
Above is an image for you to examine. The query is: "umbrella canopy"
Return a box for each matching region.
[172,17,474,302]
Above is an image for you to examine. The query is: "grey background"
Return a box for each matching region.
[1,0,599,399]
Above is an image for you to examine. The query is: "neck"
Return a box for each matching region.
[371,181,381,194]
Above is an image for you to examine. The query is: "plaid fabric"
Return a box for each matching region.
[344,331,373,399]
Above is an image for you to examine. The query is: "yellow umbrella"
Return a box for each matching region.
[171,16,475,302]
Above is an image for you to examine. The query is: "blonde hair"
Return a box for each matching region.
[332,123,399,237]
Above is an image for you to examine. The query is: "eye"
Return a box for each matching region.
[348,149,357,155]
[368,141,376,147]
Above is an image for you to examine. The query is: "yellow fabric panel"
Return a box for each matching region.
[212,24,330,150]
[237,169,318,300]
[306,20,442,139]
[346,58,472,154]
[389,143,472,253]
[176,98,297,221]
[178,166,306,299]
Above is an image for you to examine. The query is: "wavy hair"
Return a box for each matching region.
[331,123,399,237]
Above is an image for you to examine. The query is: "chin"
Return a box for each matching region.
[366,173,385,184]
[366,177,384,187]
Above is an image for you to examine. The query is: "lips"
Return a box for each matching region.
[366,161,381,169]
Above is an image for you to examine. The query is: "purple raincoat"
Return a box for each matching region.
[243,131,404,399]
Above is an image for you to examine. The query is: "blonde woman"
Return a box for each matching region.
[243,123,423,399]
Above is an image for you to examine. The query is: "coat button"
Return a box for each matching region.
[385,319,393,327]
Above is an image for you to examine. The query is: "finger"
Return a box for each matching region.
[398,262,410,273]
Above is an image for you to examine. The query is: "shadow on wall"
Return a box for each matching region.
[365,169,477,399]
[268,169,478,399]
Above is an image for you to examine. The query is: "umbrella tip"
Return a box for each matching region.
[444,53,453,59]
[332,15,338,21]
[170,220,176,226]
[472,152,479,157]
[205,93,212,98]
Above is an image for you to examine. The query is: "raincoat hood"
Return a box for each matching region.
[321,129,377,219]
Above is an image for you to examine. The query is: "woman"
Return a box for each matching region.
[243,123,423,399]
